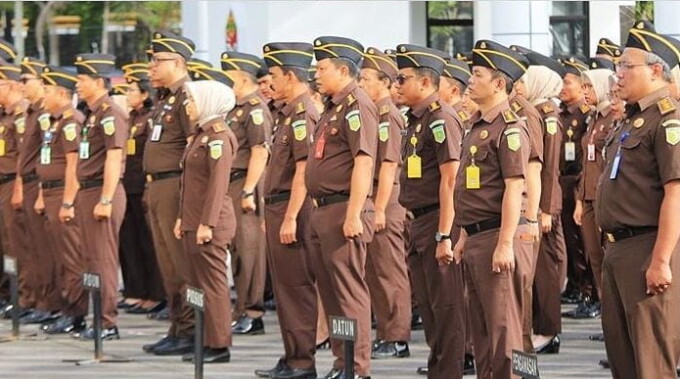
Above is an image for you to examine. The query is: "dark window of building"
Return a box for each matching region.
[550,1,589,60]
[426,1,474,56]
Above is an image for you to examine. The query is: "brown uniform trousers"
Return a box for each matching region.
[514,221,539,352]
[532,215,567,336]
[580,201,603,296]
[560,175,593,293]
[366,189,411,343]
[602,232,680,379]
[408,210,464,378]
[43,187,88,316]
[146,177,194,337]
[265,200,317,370]
[76,185,126,328]
[228,176,266,318]
[311,201,374,376]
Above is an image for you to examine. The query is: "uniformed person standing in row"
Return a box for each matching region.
[597,22,680,378]
[453,40,530,378]
[71,53,127,340]
[220,51,271,335]
[307,36,377,379]
[36,66,89,334]
[440,57,473,129]
[254,42,320,379]
[143,31,196,355]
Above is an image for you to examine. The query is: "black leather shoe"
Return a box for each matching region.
[255,358,288,377]
[20,309,59,324]
[181,347,230,363]
[411,311,423,330]
[272,367,317,379]
[232,315,265,335]
[73,326,120,340]
[264,298,277,311]
[316,337,331,350]
[535,335,560,354]
[371,341,410,359]
[117,299,138,309]
[1,304,31,319]
[560,290,582,305]
[589,332,605,342]
[599,359,610,369]
[147,305,169,320]
[463,353,476,375]
[416,366,428,375]
[143,335,176,353]
[153,337,194,355]
[319,368,343,379]
[42,315,86,334]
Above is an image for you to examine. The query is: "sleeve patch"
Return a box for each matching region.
[429,119,446,143]
[292,120,307,141]
[663,120,680,145]
[378,122,389,142]
[101,116,115,136]
[346,110,362,131]
[63,123,77,141]
[545,117,558,135]
[208,139,224,159]
[250,109,264,126]
[506,133,521,151]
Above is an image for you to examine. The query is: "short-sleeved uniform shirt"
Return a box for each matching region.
[124,106,153,195]
[536,99,564,215]
[374,96,404,186]
[578,106,616,201]
[454,100,530,226]
[559,99,592,176]
[226,92,272,172]
[265,93,318,196]
[20,99,51,177]
[36,105,83,182]
[0,101,28,175]
[305,81,378,198]
[510,95,544,163]
[596,88,680,230]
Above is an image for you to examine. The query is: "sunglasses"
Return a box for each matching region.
[395,74,415,86]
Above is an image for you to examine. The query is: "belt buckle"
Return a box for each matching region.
[312,198,319,208]
[146,174,153,183]
[606,233,616,243]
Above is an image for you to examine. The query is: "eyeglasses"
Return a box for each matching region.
[395,74,415,86]
[150,56,178,64]
[615,61,652,71]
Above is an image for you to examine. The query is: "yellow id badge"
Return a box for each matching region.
[0,139,6,157]
[127,139,136,155]
[407,155,422,178]
[466,165,480,189]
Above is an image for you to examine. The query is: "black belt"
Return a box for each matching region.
[146,170,182,183]
[21,172,39,184]
[0,173,16,185]
[604,226,658,243]
[264,191,291,205]
[230,169,247,182]
[41,179,65,189]
[406,204,440,220]
[79,179,104,190]
[463,217,529,236]
[311,193,349,208]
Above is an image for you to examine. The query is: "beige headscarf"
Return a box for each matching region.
[582,68,614,114]
[523,65,563,105]
[671,65,680,97]
[183,80,236,127]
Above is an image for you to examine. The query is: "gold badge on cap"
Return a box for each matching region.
[480,42,487,49]
[264,46,270,52]
[399,46,406,52]
[480,130,489,140]
[222,53,229,59]
[168,96,176,105]
[368,48,374,54]
[637,22,644,29]
[76,56,83,62]
[155,32,161,39]
[633,118,644,128]
[315,40,321,46]
[236,109,243,117]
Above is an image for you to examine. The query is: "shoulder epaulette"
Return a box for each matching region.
[63,109,74,119]
[296,101,306,115]
[511,101,523,112]
[212,121,226,132]
[102,102,110,111]
[658,97,677,116]
[428,101,441,112]
[541,103,554,115]
[249,97,261,106]
[457,110,469,122]
[579,103,591,114]
[347,93,356,106]
[379,104,389,116]
[502,109,519,124]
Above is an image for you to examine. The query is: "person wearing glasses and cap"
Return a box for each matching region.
[307,35,378,379]
[70,53,128,340]
[36,65,88,335]
[142,30,197,356]
[596,21,680,378]
[453,40,531,378]
[395,43,465,377]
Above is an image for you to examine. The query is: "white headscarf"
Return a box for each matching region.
[672,65,680,96]
[183,80,236,127]
[582,68,614,114]
[523,65,564,105]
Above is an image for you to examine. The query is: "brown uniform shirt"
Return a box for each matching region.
[143,76,193,174]
[374,96,404,186]
[536,100,564,214]
[399,92,463,210]
[264,93,318,196]
[77,95,128,181]
[0,101,28,174]
[124,106,153,195]
[305,81,378,198]
[227,91,272,171]
[453,101,472,133]
[578,107,616,201]
[559,99,592,176]
[19,99,51,176]
[179,118,238,230]
[510,95,544,163]
[36,105,83,182]
[454,100,529,226]
[596,88,680,230]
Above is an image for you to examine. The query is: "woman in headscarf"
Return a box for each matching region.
[173,80,238,363]
[573,63,616,323]
[515,62,566,354]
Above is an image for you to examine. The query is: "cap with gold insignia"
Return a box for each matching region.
[220,51,265,77]
[472,40,529,82]
[625,20,679,68]
[395,44,448,75]
[20,57,46,77]
[510,45,566,77]
[74,53,117,77]
[263,42,314,70]
[663,34,680,68]
[560,56,589,77]
[0,38,16,63]
[596,38,621,59]
[383,49,397,64]
[443,58,471,86]
[124,66,150,83]
[589,57,615,71]
[41,65,78,90]
[313,36,364,66]
[455,52,473,69]
[189,65,234,88]
[111,83,130,96]
[362,47,398,81]
[122,62,149,73]
[0,64,21,81]
[188,58,213,70]
[151,30,195,60]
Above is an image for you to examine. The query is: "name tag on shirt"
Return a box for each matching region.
[466,165,480,189]
[407,155,421,178]
[314,135,326,159]
[564,142,576,161]
[150,124,162,142]
[79,141,90,160]
[40,146,51,165]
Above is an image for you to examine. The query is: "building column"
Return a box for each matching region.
[490,1,551,55]
[655,0,680,40]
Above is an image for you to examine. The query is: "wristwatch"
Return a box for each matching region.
[435,231,451,242]
[61,202,74,210]
[99,197,113,206]
[241,190,254,199]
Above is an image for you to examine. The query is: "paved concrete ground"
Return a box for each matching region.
[0,304,612,378]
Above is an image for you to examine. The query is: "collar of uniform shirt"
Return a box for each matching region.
[88,94,109,114]
[637,86,671,111]
[236,90,259,106]
[409,92,439,118]
[168,75,189,95]
[330,81,358,105]
[564,98,585,115]
[52,104,72,120]
[280,93,307,116]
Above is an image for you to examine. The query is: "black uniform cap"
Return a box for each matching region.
[263,42,314,70]
[362,47,398,81]
[0,38,17,63]
[443,58,471,86]
[596,38,621,58]
[313,36,364,66]
[220,51,265,77]
[151,30,195,60]
[625,20,679,68]
[189,66,234,88]
[395,44,448,75]
[510,45,566,77]
[589,57,615,70]
[74,53,117,77]
[560,56,589,77]
[41,65,78,91]
[471,40,528,82]
[20,57,46,76]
